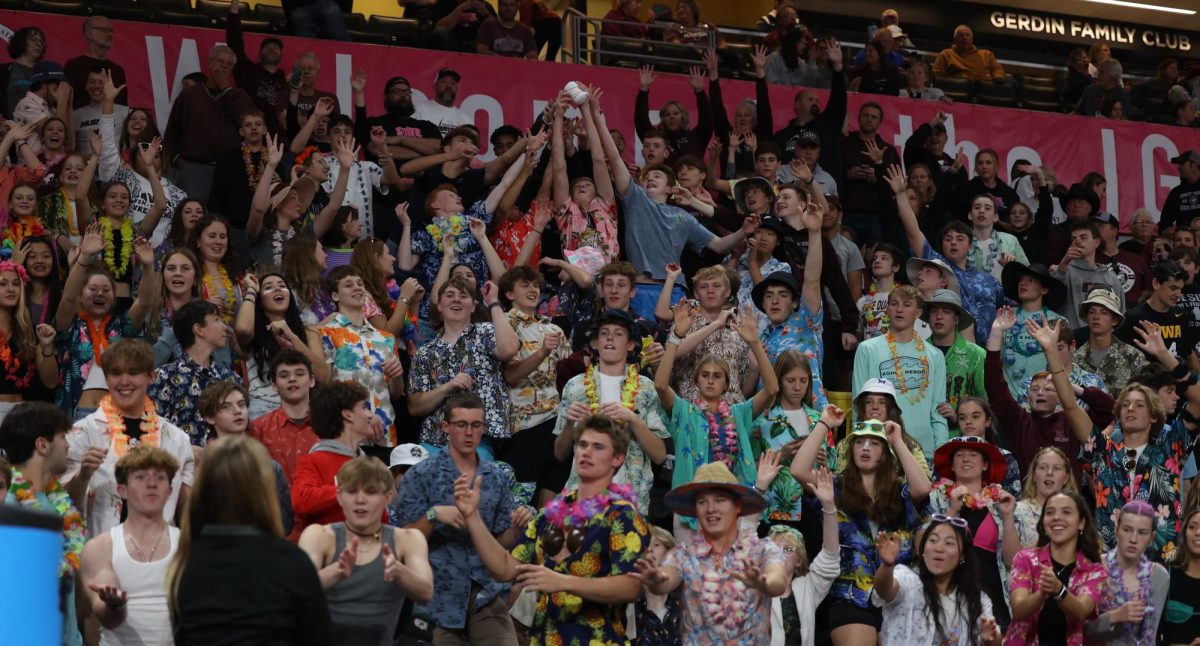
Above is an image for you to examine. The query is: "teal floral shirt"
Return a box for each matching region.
[750,405,834,522]
[1001,307,1066,400]
[511,493,650,646]
[555,372,668,516]
[668,399,757,529]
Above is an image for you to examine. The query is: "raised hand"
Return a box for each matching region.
[805,466,836,508]
[351,69,367,94]
[137,136,162,170]
[929,111,948,128]
[638,66,657,91]
[755,448,782,490]
[701,49,719,79]
[799,200,823,233]
[333,137,358,168]
[265,133,284,166]
[1132,320,1170,360]
[997,490,1016,519]
[314,97,337,118]
[399,277,422,304]
[101,69,125,103]
[687,66,705,92]
[883,420,905,447]
[87,128,103,156]
[394,202,411,228]
[991,306,1016,333]
[1025,316,1061,351]
[735,303,761,343]
[875,531,900,566]
[863,138,885,164]
[826,38,843,68]
[790,157,813,184]
[132,236,154,267]
[751,44,768,71]
[884,164,907,195]
[671,297,696,337]
[87,583,128,608]
[819,404,845,430]
[467,217,487,239]
[35,323,56,348]
[80,223,105,257]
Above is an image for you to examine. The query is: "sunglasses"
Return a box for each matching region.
[854,421,884,433]
[930,513,973,538]
[1125,448,1138,472]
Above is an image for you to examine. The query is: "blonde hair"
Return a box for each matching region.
[0,265,35,361]
[694,353,733,392]
[1115,383,1167,432]
[1019,446,1080,502]
[692,265,731,292]
[337,456,393,494]
[167,436,282,625]
[649,526,676,550]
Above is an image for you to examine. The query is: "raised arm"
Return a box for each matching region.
[871,530,902,603]
[790,405,844,485]
[1029,317,1091,443]
[312,138,355,239]
[653,265,682,323]
[485,133,540,215]
[593,93,631,196]
[55,225,104,332]
[394,203,418,272]
[289,97,335,154]
[633,66,656,142]
[703,50,730,142]
[884,164,927,256]
[481,281,519,361]
[739,306,778,417]
[886,420,932,502]
[582,88,615,205]
[469,218,507,285]
[128,238,159,330]
[686,66,713,147]
[455,474,521,582]
[655,300,695,414]
[550,98,572,206]
[246,134,284,241]
[799,198,824,315]
[483,135,528,185]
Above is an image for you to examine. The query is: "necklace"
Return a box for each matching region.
[582,364,640,413]
[126,523,167,562]
[10,466,85,576]
[1103,549,1156,645]
[242,144,266,188]
[886,331,930,402]
[80,310,114,365]
[270,227,293,265]
[0,328,33,388]
[99,216,134,280]
[100,394,161,456]
[345,524,382,541]
[425,215,465,252]
[697,398,739,468]
[202,265,236,323]
[932,478,1002,510]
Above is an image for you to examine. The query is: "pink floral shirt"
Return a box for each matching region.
[662,532,785,645]
[1003,545,1106,646]
[556,197,619,263]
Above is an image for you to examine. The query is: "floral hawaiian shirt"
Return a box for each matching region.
[750,405,834,522]
[555,372,668,515]
[967,230,1028,280]
[1082,419,1195,561]
[940,333,986,412]
[1072,339,1149,396]
[148,355,243,445]
[511,492,649,646]
[632,592,682,646]
[1001,307,1066,399]
[491,209,542,268]
[392,449,515,630]
[924,241,1005,345]
[57,312,139,416]
[556,197,619,264]
[732,252,791,315]
[410,322,511,445]
[317,314,400,445]
[830,479,925,609]
[668,399,757,529]
[761,307,828,409]
[1004,546,1106,646]
[410,200,493,319]
[507,309,569,431]
[662,533,786,646]
[1016,365,1109,410]
[674,314,750,405]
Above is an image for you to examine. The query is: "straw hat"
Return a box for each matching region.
[665,462,765,518]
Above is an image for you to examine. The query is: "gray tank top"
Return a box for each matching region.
[327,523,408,646]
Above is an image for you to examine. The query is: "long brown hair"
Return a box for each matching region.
[167,436,282,626]
[1172,508,1200,570]
[282,235,323,310]
[0,266,36,360]
[350,238,393,318]
[1019,446,1080,502]
[772,350,813,408]
[1035,491,1102,564]
[839,439,905,525]
[145,248,200,343]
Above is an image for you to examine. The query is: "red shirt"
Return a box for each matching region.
[289,445,351,541]
[250,408,318,484]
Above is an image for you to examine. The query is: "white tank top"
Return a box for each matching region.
[99,523,179,646]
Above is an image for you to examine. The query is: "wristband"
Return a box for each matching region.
[488,302,504,309]
[1055,584,1068,601]
[820,507,837,516]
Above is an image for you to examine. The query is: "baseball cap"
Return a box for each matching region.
[1172,151,1200,165]
[385,76,411,92]
[1093,211,1119,227]
[791,129,821,149]
[389,444,430,469]
[436,68,461,82]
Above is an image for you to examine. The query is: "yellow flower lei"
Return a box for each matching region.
[99,216,134,280]
[886,331,930,403]
[582,364,640,413]
[203,265,236,323]
[425,215,465,252]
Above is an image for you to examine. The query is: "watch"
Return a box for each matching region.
[1055,584,1068,601]
[425,507,439,523]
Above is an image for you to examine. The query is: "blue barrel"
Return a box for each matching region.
[0,505,65,644]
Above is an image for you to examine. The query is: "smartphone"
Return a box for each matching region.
[288,66,303,89]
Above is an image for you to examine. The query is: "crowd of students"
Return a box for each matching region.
[5,5,1200,646]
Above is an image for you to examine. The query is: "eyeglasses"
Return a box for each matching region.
[447,421,486,431]
[780,546,798,553]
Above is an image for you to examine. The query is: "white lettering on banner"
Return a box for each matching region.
[990,10,1191,52]
[336,52,352,114]
[146,35,201,131]
[892,114,914,152]
[1141,133,1179,216]
[1006,147,1042,178]
[1101,129,1118,215]
[460,94,503,161]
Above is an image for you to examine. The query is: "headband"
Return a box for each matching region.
[294,146,319,167]
[0,260,29,282]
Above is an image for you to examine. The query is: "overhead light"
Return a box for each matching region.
[1082,0,1195,15]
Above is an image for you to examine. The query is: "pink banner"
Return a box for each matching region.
[2,10,1199,226]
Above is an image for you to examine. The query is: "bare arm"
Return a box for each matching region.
[395,203,418,272]
[550,100,571,206]
[135,145,168,238]
[582,91,615,205]
[801,211,823,315]
[884,164,927,256]
[306,327,332,383]
[592,102,631,196]
[80,536,127,630]
[298,525,346,590]
[1032,318,1091,443]
[483,137,527,185]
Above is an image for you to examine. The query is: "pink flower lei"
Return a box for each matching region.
[544,482,636,530]
[698,398,739,468]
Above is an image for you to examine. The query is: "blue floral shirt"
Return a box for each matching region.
[410,201,492,319]
[410,323,510,445]
[751,405,834,522]
[391,450,515,630]
[148,355,243,445]
[923,241,1006,345]
[57,312,139,416]
[761,306,828,409]
[1016,365,1109,410]
[830,479,925,608]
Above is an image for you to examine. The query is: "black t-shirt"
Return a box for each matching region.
[370,113,440,147]
[1179,280,1200,346]
[1036,558,1074,646]
[401,165,488,231]
[962,508,1011,627]
[1162,568,1200,644]
[1116,302,1199,365]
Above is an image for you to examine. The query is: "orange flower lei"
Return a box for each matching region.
[886,330,930,403]
[582,364,640,413]
[203,265,236,323]
[100,394,161,457]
